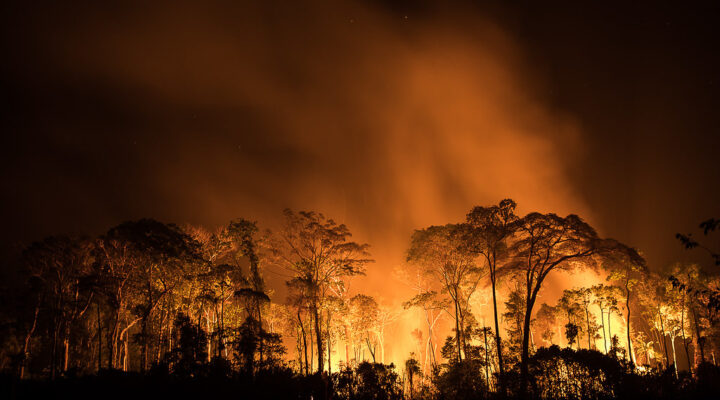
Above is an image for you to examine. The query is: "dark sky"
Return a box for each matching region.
[1,0,719,283]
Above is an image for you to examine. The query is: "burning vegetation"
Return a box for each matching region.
[1,2,720,399]
[1,203,719,400]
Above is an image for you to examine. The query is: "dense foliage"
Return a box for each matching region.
[0,202,719,399]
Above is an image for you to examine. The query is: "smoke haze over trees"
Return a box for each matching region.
[1,0,719,399]
[1,202,720,399]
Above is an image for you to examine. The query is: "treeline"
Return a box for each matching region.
[0,201,719,400]
[0,210,381,381]
[401,201,720,399]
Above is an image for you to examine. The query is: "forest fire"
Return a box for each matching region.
[1,1,720,400]
[2,205,718,400]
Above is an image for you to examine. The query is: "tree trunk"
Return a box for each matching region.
[366,337,376,362]
[63,330,70,372]
[109,308,120,370]
[671,335,678,378]
[683,337,692,375]
[680,296,693,374]
[296,331,304,373]
[520,283,540,400]
[530,328,536,352]
[97,303,102,372]
[599,307,607,353]
[422,337,429,376]
[140,315,148,373]
[298,310,309,375]
[123,329,129,372]
[408,372,414,400]
[427,311,437,368]
[490,274,505,393]
[312,303,324,373]
[20,300,41,379]
[344,325,350,367]
[650,324,664,368]
[658,313,670,368]
[379,330,385,363]
[256,301,264,364]
[483,326,490,390]
[625,281,635,364]
[458,302,468,360]
[205,311,212,362]
[453,294,462,361]
[51,305,59,380]
[691,306,706,364]
[168,318,173,354]
[585,307,592,350]
[326,310,332,374]
[220,297,226,358]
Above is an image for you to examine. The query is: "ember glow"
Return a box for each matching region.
[1,1,719,399]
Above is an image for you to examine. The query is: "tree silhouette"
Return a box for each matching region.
[557,290,585,350]
[591,284,623,354]
[404,354,422,400]
[407,224,482,362]
[465,199,517,390]
[349,294,380,363]
[334,361,403,400]
[564,323,580,348]
[402,291,447,372]
[274,209,371,373]
[160,313,208,378]
[507,211,643,396]
[502,287,527,363]
[669,264,720,367]
[22,236,95,378]
[103,219,202,372]
[606,257,647,365]
[638,273,674,369]
[5,206,720,400]
[234,316,286,375]
[677,218,720,266]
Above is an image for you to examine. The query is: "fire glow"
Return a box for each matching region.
[2,2,720,400]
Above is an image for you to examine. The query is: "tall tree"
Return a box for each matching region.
[669,264,718,369]
[591,284,623,354]
[226,219,274,363]
[502,287,527,361]
[94,233,143,370]
[508,212,644,396]
[104,219,202,372]
[465,199,517,387]
[23,236,94,378]
[274,209,371,373]
[638,274,674,369]
[287,276,314,375]
[407,224,481,362]
[607,258,647,364]
[403,291,447,372]
[349,294,380,362]
[397,257,447,372]
[575,287,601,350]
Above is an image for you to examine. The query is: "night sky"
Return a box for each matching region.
[2,1,719,286]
